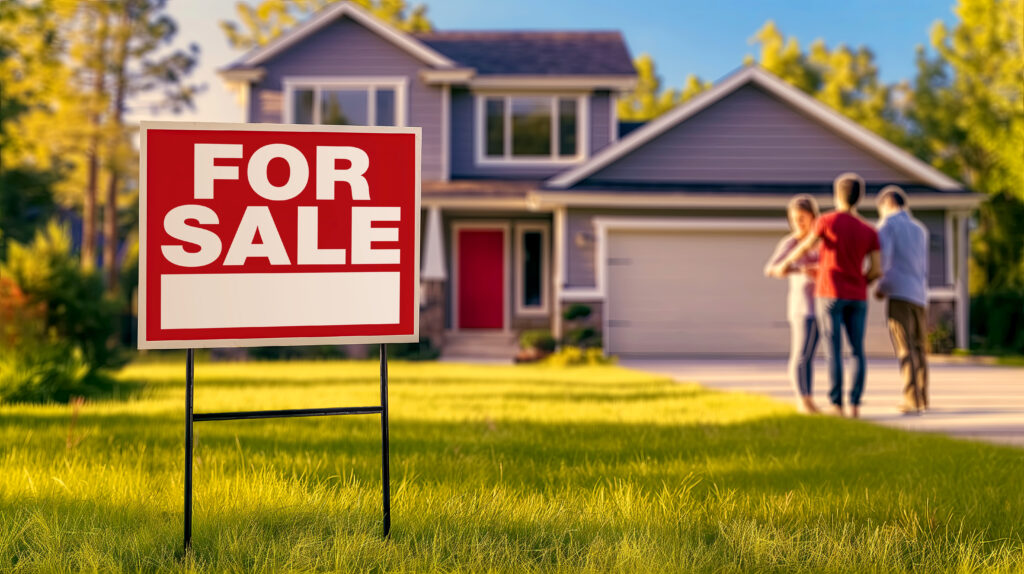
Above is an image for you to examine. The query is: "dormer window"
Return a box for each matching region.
[476,94,588,164]
[283,77,407,126]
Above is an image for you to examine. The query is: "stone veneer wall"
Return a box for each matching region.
[420,280,447,348]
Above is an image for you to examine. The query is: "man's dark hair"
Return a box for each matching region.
[877,185,907,208]
[833,172,864,206]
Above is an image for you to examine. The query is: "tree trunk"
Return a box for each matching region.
[83,140,99,269]
[82,11,108,270]
[103,8,129,293]
[103,171,120,290]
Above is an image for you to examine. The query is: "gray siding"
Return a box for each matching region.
[249,17,444,180]
[566,209,598,287]
[916,211,948,287]
[564,207,949,289]
[584,85,913,185]
[589,90,613,155]
[450,89,609,179]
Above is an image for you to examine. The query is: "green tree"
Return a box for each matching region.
[907,0,1023,292]
[221,0,432,50]
[617,53,709,121]
[63,0,200,290]
[69,7,111,269]
[0,0,69,258]
[748,20,817,92]
[747,20,905,143]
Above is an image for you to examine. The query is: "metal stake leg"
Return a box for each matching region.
[184,348,194,552]
[181,345,392,550]
[379,344,391,538]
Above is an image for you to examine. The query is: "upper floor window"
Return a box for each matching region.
[476,94,588,164]
[283,77,407,126]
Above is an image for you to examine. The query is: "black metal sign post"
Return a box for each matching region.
[183,345,391,551]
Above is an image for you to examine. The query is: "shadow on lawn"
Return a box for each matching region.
[88,374,153,402]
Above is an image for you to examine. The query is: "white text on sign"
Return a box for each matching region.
[161,143,400,268]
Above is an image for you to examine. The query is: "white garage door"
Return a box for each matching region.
[605,227,891,357]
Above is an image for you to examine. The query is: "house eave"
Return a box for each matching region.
[218,68,266,84]
[420,68,477,84]
[467,75,637,91]
[531,190,987,210]
[421,197,548,211]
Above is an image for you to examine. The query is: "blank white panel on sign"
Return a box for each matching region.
[161,272,400,329]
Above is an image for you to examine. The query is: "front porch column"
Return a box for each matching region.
[954,211,970,349]
[552,207,566,340]
[423,206,447,281]
[421,206,447,347]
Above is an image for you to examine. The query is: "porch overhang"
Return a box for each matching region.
[420,68,477,84]
[421,180,548,211]
[217,67,266,84]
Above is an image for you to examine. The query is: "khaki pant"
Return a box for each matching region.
[887,299,929,410]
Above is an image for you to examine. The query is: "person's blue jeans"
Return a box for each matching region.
[789,317,819,397]
[816,298,868,407]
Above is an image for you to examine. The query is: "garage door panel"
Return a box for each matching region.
[606,228,891,357]
[610,324,791,355]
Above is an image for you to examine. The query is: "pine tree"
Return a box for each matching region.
[66,0,201,291]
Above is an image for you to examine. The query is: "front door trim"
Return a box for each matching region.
[451,221,511,333]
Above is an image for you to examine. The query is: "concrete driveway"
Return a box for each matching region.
[621,358,1024,447]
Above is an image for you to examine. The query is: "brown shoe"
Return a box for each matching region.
[829,405,845,417]
[850,405,860,419]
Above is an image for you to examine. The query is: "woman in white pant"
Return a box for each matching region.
[764,194,821,413]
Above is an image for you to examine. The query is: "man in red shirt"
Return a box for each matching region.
[771,173,882,418]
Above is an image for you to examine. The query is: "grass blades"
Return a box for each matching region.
[1,360,1022,572]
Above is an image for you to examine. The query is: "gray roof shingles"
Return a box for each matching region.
[414,31,634,76]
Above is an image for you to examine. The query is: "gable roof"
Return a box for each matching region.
[546,65,965,191]
[222,2,635,84]
[414,31,634,76]
[224,1,456,70]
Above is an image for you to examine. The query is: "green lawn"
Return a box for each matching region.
[2,360,1022,573]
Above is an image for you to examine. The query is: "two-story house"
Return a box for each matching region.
[220,1,982,358]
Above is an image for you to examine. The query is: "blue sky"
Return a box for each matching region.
[138,0,958,124]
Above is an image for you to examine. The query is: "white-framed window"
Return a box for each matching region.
[515,222,550,316]
[283,77,408,126]
[475,94,589,165]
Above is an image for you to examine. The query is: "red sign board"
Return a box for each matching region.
[138,122,420,349]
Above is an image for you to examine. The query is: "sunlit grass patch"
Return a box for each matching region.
[1,360,1022,572]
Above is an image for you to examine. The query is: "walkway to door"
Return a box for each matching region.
[621,358,1024,447]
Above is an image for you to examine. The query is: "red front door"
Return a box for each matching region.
[457,228,504,329]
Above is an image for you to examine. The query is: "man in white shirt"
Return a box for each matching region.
[875,186,930,415]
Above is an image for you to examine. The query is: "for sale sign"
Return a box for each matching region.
[138,122,420,349]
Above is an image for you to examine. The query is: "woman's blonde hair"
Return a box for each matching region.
[788,194,820,218]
